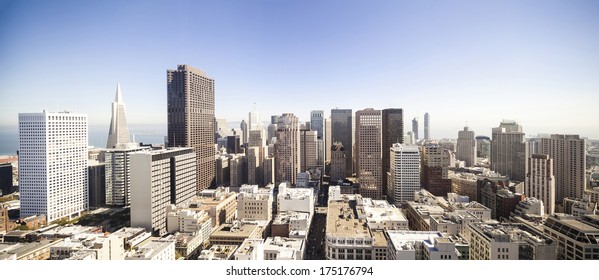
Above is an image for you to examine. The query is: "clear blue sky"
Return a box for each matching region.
[1,0,598,139]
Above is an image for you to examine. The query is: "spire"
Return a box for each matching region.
[106,83,131,148]
[115,83,123,103]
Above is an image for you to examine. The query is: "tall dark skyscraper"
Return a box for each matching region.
[412,118,419,140]
[167,64,215,191]
[382,108,403,198]
[331,109,353,177]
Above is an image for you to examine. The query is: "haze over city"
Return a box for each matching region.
[1,0,598,139]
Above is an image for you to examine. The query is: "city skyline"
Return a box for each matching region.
[1,1,599,140]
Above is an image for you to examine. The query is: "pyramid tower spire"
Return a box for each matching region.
[106,83,131,148]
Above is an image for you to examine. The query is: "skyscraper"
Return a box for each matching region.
[388,143,420,206]
[311,110,325,166]
[19,111,88,222]
[106,83,131,148]
[331,109,352,177]
[355,108,383,199]
[325,117,332,163]
[424,113,430,141]
[240,119,248,146]
[249,109,261,131]
[275,113,300,185]
[456,126,476,167]
[540,135,586,203]
[300,129,318,172]
[330,142,346,182]
[490,120,527,182]
[382,108,403,197]
[525,154,555,215]
[412,118,419,141]
[421,144,452,197]
[248,130,265,185]
[167,64,215,191]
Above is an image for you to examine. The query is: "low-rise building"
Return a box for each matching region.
[263,236,305,260]
[0,239,62,260]
[50,233,125,260]
[208,220,269,246]
[325,195,388,260]
[166,206,212,248]
[234,238,264,260]
[237,184,274,221]
[543,214,599,260]
[190,187,238,228]
[468,222,556,260]
[277,183,314,215]
[126,237,176,260]
[386,230,458,260]
[356,196,408,230]
[271,211,311,238]
[198,244,238,260]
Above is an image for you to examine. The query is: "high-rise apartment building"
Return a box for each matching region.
[540,135,586,203]
[525,154,555,215]
[424,113,430,141]
[130,148,196,235]
[300,130,318,172]
[355,108,383,199]
[19,111,88,222]
[491,120,527,182]
[331,109,352,177]
[388,143,420,206]
[167,64,215,192]
[104,145,147,206]
[275,113,300,185]
[412,118,419,141]
[456,126,476,167]
[382,108,403,197]
[106,83,131,148]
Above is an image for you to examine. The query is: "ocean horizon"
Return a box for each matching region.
[0,124,168,156]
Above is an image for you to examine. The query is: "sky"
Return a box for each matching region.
[1,0,598,139]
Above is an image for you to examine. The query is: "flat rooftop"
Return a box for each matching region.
[327,200,370,238]
[386,231,444,251]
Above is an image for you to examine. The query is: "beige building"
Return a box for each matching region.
[490,120,526,182]
[543,214,599,260]
[355,108,383,199]
[540,135,586,203]
[456,126,476,167]
[468,222,556,260]
[167,64,215,192]
[275,113,301,185]
[189,187,238,228]
[209,220,269,246]
[237,184,274,221]
[525,154,555,215]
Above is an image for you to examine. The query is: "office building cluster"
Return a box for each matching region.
[2,64,597,261]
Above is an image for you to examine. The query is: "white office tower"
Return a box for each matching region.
[525,154,555,215]
[104,145,147,206]
[106,83,131,148]
[456,126,477,167]
[19,111,88,222]
[388,143,420,206]
[130,148,196,236]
